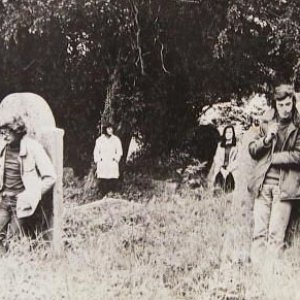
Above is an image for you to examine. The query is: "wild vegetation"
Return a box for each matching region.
[0,1,299,299]
[1,163,300,300]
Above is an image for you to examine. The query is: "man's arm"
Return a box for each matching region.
[33,141,57,195]
[248,125,272,160]
[272,131,300,165]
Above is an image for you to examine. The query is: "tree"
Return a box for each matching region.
[215,0,300,95]
[0,0,298,175]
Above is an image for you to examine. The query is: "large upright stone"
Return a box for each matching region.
[0,92,56,137]
[0,92,64,254]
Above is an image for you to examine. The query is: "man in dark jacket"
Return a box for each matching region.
[248,83,300,261]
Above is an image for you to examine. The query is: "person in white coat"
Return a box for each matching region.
[93,123,123,196]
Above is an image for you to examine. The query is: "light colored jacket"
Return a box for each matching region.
[209,142,239,185]
[0,136,56,218]
[93,134,123,179]
[248,108,300,200]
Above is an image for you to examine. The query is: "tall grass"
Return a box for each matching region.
[0,185,299,299]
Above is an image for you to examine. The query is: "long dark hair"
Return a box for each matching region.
[220,125,236,147]
[102,122,114,135]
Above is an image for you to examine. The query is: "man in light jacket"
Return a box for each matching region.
[248,83,300,261]
[0,115,56,251]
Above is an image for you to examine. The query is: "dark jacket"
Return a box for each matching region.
[248,108,300,200]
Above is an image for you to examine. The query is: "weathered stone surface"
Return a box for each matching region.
[233,126,259,211]
[0,92,64,253]
[0,92,56,139]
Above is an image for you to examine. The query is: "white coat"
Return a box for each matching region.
[93,134,123,179]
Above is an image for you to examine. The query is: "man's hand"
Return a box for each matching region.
[16,191,32,211]
[265,122,279,144]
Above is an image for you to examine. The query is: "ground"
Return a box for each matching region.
[1,171,300,299]
[1,99,299,299]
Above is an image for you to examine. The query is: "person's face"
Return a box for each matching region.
[276,96,294,120]
[225,127,234,140]
[0,128,20,145]
[106,126,113,136]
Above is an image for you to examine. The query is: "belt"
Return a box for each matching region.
[2,191,18,198]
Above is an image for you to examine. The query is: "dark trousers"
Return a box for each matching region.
[214,172,235,193]
[0,196,24,245]
[0,190,54,253]
[98,178,119,197]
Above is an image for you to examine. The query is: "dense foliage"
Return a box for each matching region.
[0,0,298,175]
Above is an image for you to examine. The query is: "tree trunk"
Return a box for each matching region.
[101,63,132,165]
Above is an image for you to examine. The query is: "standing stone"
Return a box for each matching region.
[0,92,64,254]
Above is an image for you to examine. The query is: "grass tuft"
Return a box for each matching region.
[0,182,299,299]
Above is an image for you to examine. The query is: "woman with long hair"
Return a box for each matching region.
[209,125,238,193]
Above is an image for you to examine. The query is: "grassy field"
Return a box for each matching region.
[0,180,300,300]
